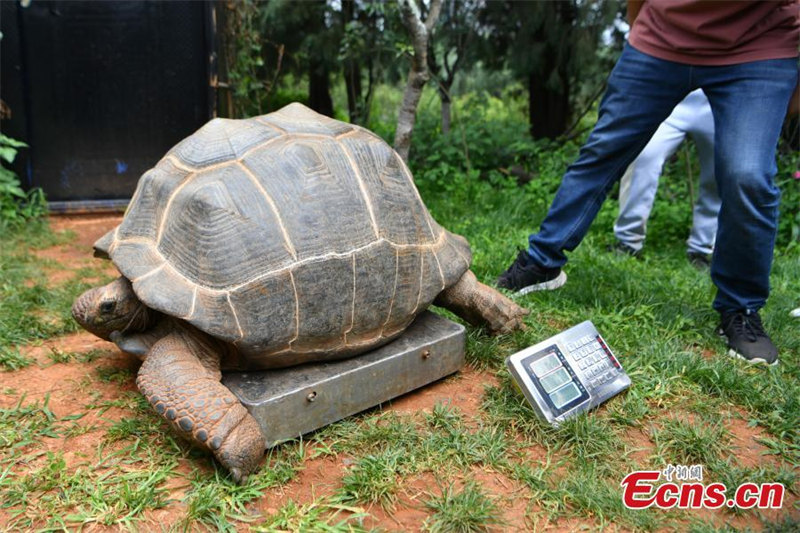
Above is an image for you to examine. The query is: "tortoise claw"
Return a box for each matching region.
[214,416,265,484]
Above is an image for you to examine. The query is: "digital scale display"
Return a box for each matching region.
[520,345,589,416]
[506,321,631,425]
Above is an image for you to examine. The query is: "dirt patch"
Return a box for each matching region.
[15,331,112,367]
[2,340,130,410]
[721,409,780,469]
[621,426,655,469]
[33,215,123,286]
[48,214,124,251]
[388,366,497,421]
[470,466,530,531]
[258,452,346,515]
[357,469,529,532]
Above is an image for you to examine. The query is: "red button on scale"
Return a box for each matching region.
[596,336,621,368]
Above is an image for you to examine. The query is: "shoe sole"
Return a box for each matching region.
[726,348,778,366]
[515,271,568,296]
[717,329,779,366]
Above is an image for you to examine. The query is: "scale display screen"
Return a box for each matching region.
[505,321,631,425]
[519,345,589,416]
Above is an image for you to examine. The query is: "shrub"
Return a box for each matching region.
[0,134,46,227]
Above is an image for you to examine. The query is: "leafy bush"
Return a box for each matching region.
[406,87,800,251]
[409,87,577,191]
[0,134,46,227]
[774,147,800,247]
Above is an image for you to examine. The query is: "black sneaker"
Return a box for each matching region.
[607,241,642,259]
[717,311,778,366]
[687,251,712,270]
[496,249,567,295]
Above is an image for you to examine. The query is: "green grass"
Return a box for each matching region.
[422,480,503,532]
[336,449,404,508]
[651,417,730,466]
[255,499,371,532]
[181,444,305,531]
[0,346,33,371]
[0,395,59,452]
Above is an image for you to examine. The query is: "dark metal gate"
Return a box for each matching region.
[1,0,214,210]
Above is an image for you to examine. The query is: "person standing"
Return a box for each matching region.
[612,89,719,268]
[497,0,799,365]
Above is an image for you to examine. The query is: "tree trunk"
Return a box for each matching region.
[527,1,575,140]
[344,60,363,124]
[528,69,570,140]
[394,0,442,163]
[308,61,333,117]
[440,88,452,134]
[341,0,364,124]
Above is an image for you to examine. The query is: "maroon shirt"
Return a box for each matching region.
[629,0,799,65]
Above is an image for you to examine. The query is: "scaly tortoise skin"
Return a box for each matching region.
[72,103,528,482]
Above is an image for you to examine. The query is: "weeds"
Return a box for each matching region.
[255,499,370,532]
[0,395,58,452]
[422,480,502,532]
[0,347,33,371]
[652,417,731,466]
[337,449,404,508]
[0,220,93,348]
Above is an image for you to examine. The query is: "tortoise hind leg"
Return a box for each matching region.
[434,270,528,335]
[136,331,265,483]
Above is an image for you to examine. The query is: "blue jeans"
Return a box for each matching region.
[528,44,798,314]
[615,89,719,256]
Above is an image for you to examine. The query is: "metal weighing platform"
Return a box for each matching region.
[222,311,466,447]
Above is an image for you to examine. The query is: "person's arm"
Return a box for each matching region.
[627,0,645,25]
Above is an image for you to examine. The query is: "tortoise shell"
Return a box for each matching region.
[96,103,471,365]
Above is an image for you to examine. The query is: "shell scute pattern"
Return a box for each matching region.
[117,159,190,241]
[240,136,377,260]
[168,117,281,169]
[102,103,471,362]
[156,164,295,289]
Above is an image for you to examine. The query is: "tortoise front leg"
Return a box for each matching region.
[136,331,265,483]
[435,270,529,335]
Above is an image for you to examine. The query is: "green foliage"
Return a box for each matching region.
[0,395,58,452]
[422,480,502,533]
[651,418,731,466]
[0,221,103,351]
[407,87,576,225]
[480,0,624,138]
[336,449,404,508]
[181,444,305,531]
[775,148,800,245]
[255,499,370,532]
[0,134,46,227]
[221,0,292,117]
[0,347,33,371]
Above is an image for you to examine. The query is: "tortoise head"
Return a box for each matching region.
[72,277,153,341]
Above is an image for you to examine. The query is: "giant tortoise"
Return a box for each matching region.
[72,103,528,481]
